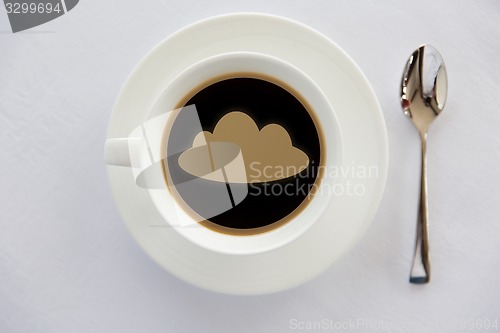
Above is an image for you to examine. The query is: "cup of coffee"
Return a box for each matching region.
[105,52,341,255]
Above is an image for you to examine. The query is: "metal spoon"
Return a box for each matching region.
[400,44,448,284]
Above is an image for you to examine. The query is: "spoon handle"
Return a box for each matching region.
[410,133,431,283]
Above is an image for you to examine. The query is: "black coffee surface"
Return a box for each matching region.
[166,76,323,234]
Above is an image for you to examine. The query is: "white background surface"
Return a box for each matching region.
[1,0,499,332]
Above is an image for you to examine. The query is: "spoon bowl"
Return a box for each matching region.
[401,45,448,134]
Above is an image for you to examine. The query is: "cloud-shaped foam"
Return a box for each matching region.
[179,111,309,183]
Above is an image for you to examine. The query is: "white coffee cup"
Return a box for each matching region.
[105,52,342,255]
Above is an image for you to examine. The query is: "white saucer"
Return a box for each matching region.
[106,13,388,295]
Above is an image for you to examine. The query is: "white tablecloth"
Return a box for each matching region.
[1,0,499,332]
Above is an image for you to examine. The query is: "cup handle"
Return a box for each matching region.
[104,138,134,167]
[105,137,165,189]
